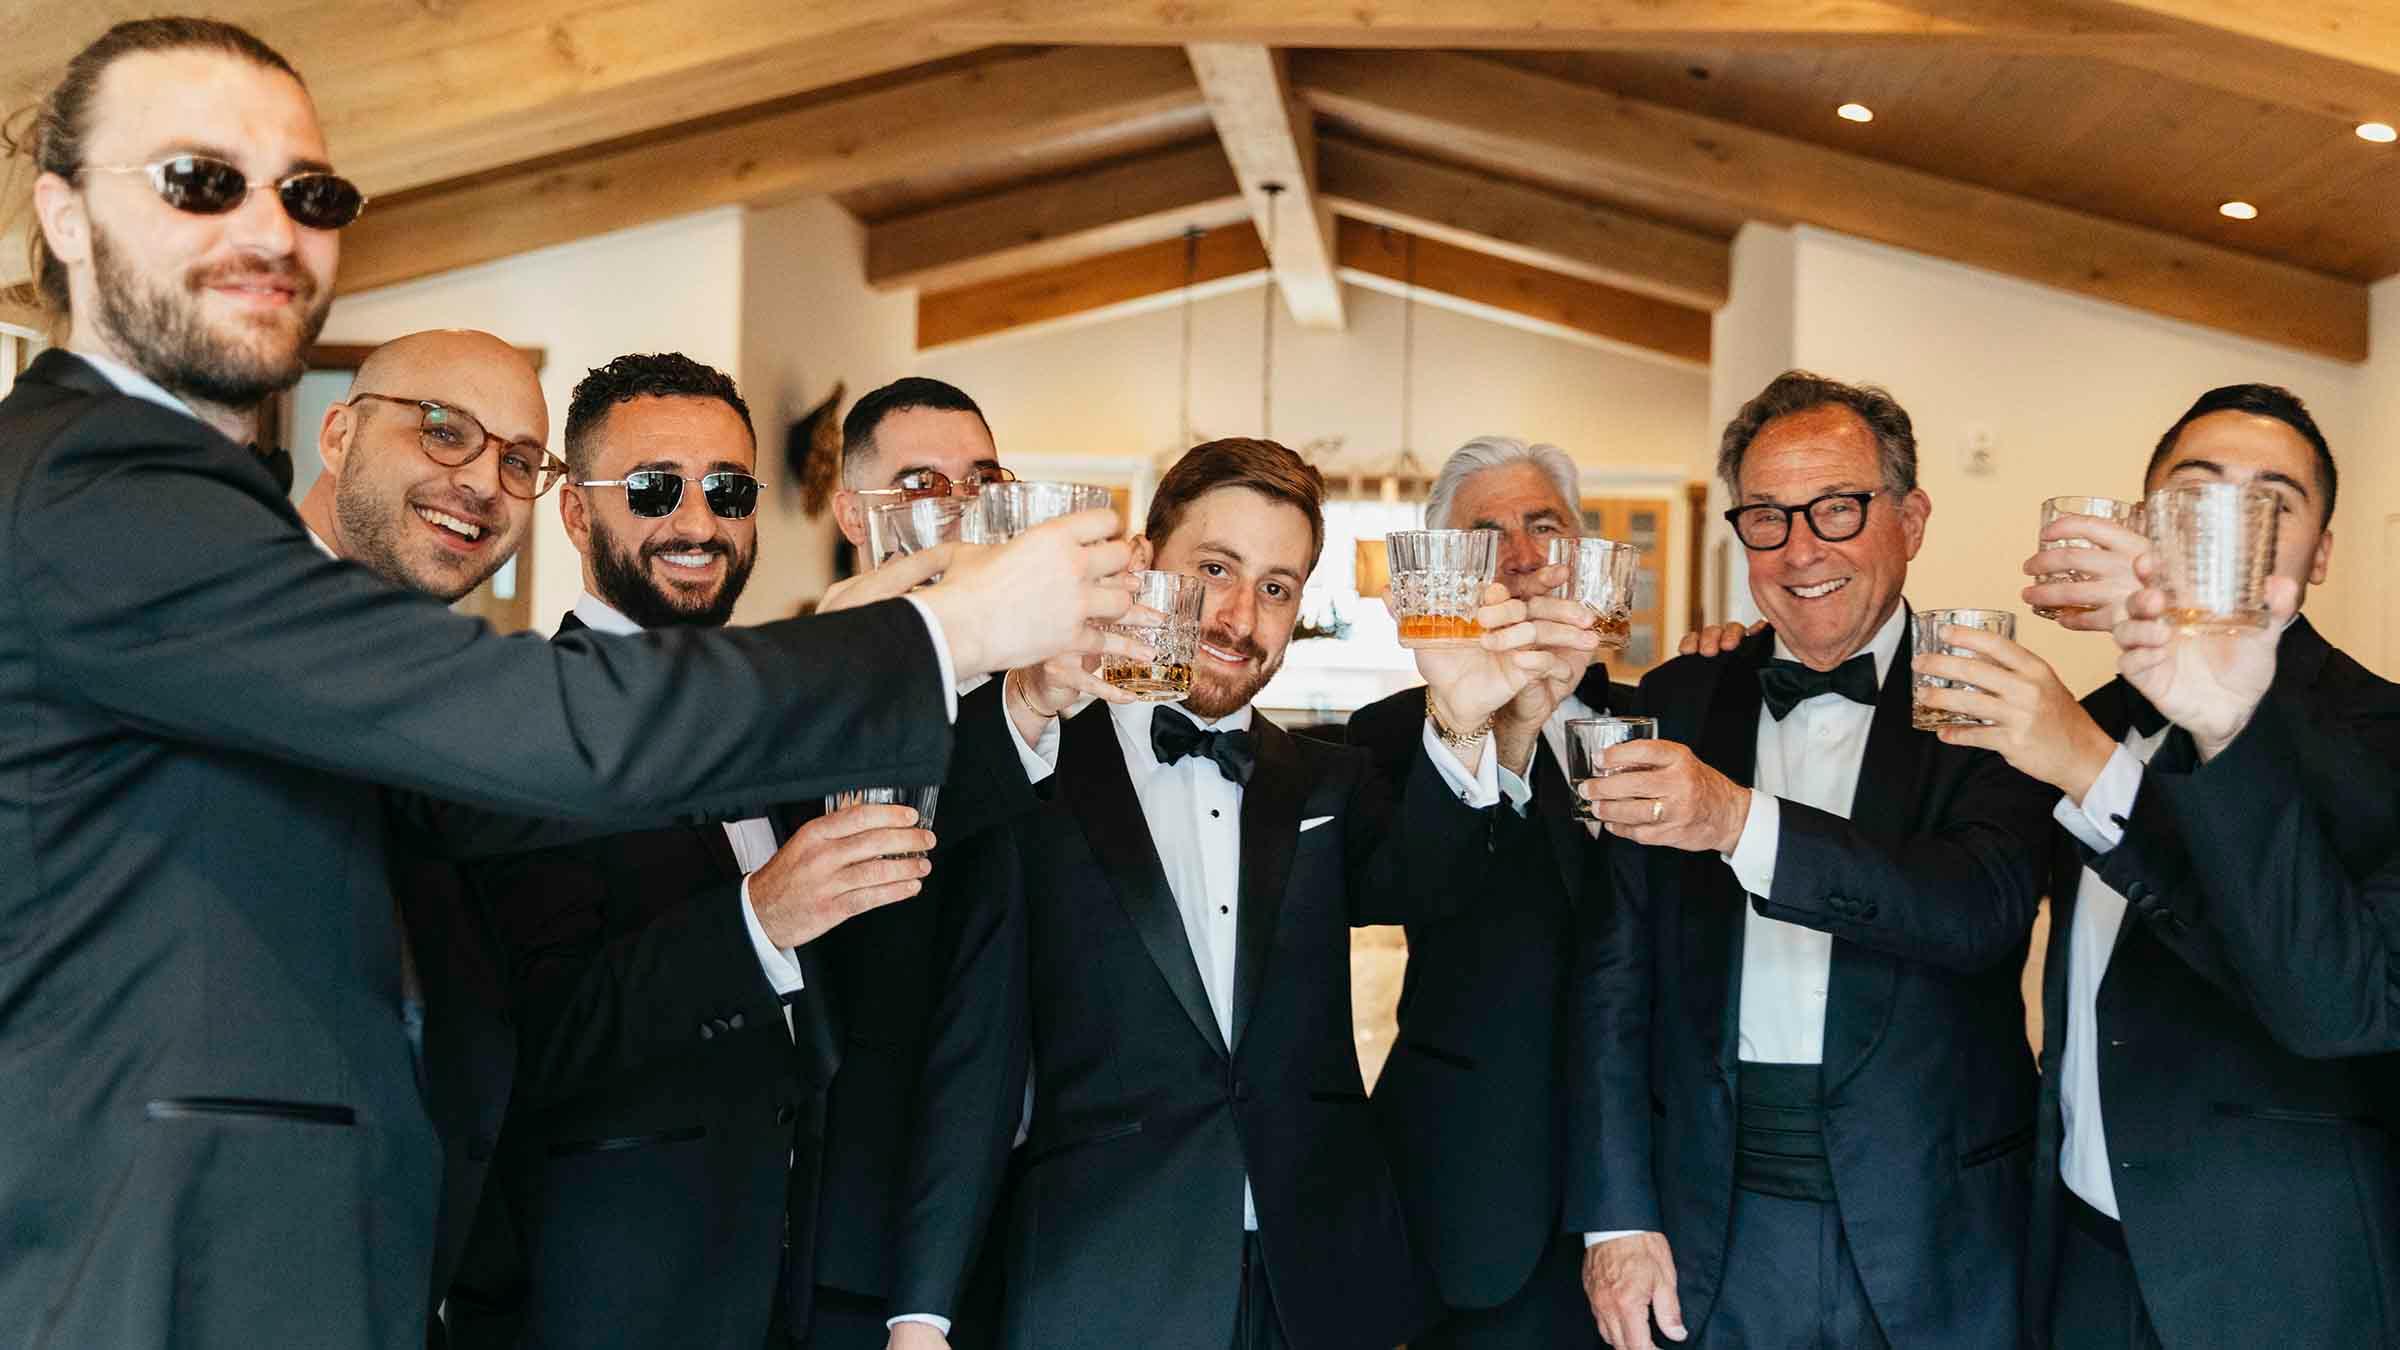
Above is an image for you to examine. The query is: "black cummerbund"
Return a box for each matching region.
[1735,1061,1834,1203]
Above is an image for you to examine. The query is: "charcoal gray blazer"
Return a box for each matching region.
[0,350,953,1350]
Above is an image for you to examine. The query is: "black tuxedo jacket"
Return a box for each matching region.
[2026,617,2400,1349]
[1346,669,1630,1312]
[442,612,845,1350]
[894,684,1512,1350]
[1569,624,2052,1349]
[0,352,952,1350]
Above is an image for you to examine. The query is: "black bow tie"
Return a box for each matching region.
[1151,706,1257,786]
[1758,654,1879,721]
[253,444,294,495]
[1573,660,1616,712]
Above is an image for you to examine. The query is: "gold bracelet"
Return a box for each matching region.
[1426,687,1492,754]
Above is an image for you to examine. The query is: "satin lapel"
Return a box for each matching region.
[1685,633,1771,1075]
[1232,718,1309,1051]
[1060,705,1230,1060]
[1533,738,1587,903]
[1820,621,1925,1094]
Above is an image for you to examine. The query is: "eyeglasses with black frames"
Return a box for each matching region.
[1723,490,1888,551]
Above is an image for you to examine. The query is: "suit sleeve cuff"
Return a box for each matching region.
[738,873,804,995]
[1422,719,1501,808]
[1585,1230,1646,1247]
[902,595,960,723]
[888,1314,953,1336]
[2055,743,2140,853]
[1721,790,1780,898]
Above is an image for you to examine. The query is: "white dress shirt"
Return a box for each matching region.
[2050,729,2171,1219]
[571,592,802,1016]
[890,693,1503,1337]
[76,348,196,419]
[1724,603,1907,1064]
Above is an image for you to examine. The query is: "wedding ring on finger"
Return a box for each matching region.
[1651,798,1664,824]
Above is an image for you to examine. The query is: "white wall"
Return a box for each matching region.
[320,209,748,630]
[1706,226,1800,624]
[737,197,918,623]
[920,277,1714,697]
[1717,225,2378,693]
[2344,275,2400,677]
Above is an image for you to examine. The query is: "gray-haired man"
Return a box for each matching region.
[1346,436,1618,1349]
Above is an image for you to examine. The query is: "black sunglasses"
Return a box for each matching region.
[81,154,368,231]
[578,471,763,519]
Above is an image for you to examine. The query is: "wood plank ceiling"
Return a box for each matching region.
[4,2,2398,362]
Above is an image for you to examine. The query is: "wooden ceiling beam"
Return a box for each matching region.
[917,218,1712,362]
[866,141,1247,292]
[2062,1,2400,124]
[1188,45,1346,330]
[0,1,988,198]
[1337,219,1711,364]
[917,224,1270,350]
[1297,50,2369,361]
[336,48,1201,295]
[1316,137,1730,311]
[927,0,2152,51]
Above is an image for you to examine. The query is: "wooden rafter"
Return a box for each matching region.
[1297,50,2369,360]
[336,48,1201,295]
[866,141,1246,291]
[1187,45,1345,330]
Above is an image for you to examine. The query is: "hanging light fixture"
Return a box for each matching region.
[1177,225,1202,451]
[1257,182,1284,439]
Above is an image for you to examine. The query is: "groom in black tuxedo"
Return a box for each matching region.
[887,437,1599,1350]
[1347,436,1620,1349]
[1571,372,2052,1350]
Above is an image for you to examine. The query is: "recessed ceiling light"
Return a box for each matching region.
[2359,121,2398,143]
[2219,200,2259,220]
[1836,102,1874,123]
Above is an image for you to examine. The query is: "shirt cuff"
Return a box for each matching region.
[902,595,960,724]
[738,874,805,995]
[887,1314,953,1336]
[1721,790,1780,899]
[1008,681,1061,784]
[1422,719,1501,808]
[1585,1230,1646,1247]
[2054,743,2140,853]
[1497,762,1536,817]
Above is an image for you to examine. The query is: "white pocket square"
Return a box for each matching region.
[1299,815,1336,833]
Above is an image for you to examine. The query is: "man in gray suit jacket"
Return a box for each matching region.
[0,18,1137,1350]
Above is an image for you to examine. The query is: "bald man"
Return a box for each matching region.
[296,330,558,598]
[290,332,564,1346]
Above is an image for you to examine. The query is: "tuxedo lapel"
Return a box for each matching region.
[1532,739,1587,903]
[1232,718,1308,1051]
[1684,633,1770,1073]
[1061,705,1230,1060]
[1821,619,1922,1094]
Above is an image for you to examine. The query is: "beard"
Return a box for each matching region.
[91,224,328,411]
[333,470,503,604]
[589,514,756,630]
[1183,623,1283,720]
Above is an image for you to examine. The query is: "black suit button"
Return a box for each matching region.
[2126,883,2151,903]
[777,1103,797,1126]
[699,1024,716,1041]
[2148,908,2175,926]
[1233,1081,1252,1102]
[1862,902,1880,920]
[729,1012,746,1031]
